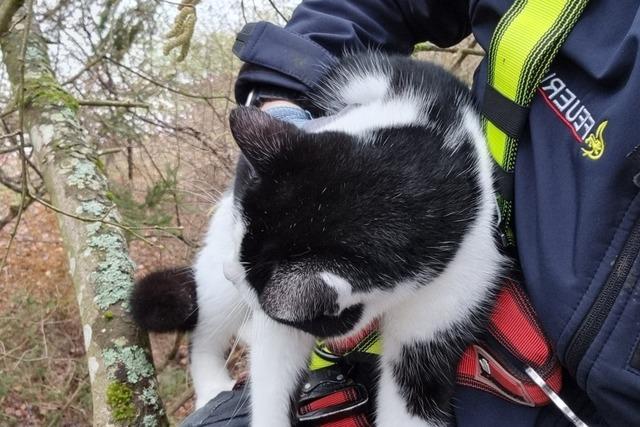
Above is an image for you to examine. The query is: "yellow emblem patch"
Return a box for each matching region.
[582,120,607,160]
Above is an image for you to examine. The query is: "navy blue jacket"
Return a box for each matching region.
[233,1,640,425]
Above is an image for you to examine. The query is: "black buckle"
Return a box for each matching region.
[482,84,529,139]
[296,365,369,424]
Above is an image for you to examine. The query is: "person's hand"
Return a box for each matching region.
[260,99,312,128]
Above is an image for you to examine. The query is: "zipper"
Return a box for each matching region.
[565,217,640,375]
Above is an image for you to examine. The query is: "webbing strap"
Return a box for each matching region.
[483,0,589,245]
[307,281,561,410]
[457,280,562,407]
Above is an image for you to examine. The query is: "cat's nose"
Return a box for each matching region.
[266,304,364,338]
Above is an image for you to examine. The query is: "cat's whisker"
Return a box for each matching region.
[225,311,252,425]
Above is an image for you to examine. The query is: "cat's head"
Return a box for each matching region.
[223,106,480,338]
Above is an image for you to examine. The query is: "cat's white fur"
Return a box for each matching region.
[190,69,502,426]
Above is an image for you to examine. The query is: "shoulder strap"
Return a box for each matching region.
[482,0,590,246]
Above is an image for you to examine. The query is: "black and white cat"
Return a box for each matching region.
[132,53,506,426]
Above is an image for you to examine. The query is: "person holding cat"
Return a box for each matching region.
[178,1,640,426]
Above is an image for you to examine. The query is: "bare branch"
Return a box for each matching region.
[0,0,24,35]
[106,56,233,102]
[0,0,33,274]
[413,43,485,57]
[267,0,289,23]
[77,99,149,108]
[62,54,106,85]
[0,130,20,140]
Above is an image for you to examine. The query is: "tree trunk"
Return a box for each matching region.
[0,5,168,426]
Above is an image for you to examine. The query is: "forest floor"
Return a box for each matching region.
[0,40,480,426]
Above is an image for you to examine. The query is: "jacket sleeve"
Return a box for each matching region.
[233,0,471,104]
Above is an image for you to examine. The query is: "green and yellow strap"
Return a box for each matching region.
[309,330,382,370]
[482,0,589,246]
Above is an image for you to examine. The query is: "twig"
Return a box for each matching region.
[0,142,30,154]
[46,375,88,427]
[267,0,289,23]
[0,197,34,233]
[0,0,33,274]
[62,54,105,86]
[77,99,149,109]
[0,0,23,35]
[168,387,194,415]
[28,194,160,247]
[29,192,183,239]
[106,56,232,102]
[156,332,184,372]
[240,0,247,24]
[97,147,123,156]
[0,169,23,193]
[413,43,485,57]
[167,332,183,362]
[156,0,195,7]
[452,39,479,71]
[0,106,18,119]
[0,130,20,140]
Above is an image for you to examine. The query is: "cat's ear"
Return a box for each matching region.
[229,107,300,172]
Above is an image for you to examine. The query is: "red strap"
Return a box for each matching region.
[299,387,361,415]
[456,280,562,406]
[489,280,552,366]
[320,414,370,427]
[457,344,562,406]
[299,386,372,427]
[304,279,561,427]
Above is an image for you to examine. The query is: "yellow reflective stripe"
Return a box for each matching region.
[491,0,568,101]
[485,120,510,168]
[308,351,336,370]
[308,332,383,371]
[364,335,382,356]
[486,0,528,88]
[486,0,589,172]
[518,0,587,105]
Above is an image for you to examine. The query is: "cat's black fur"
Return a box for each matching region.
[130,267,197,332]
[131,53,505,426]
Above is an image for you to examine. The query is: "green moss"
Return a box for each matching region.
[106,381,136,423]
[23,72,79,113]
[94,157,107,174]
[103,345,154,383]
[103,310,114,321]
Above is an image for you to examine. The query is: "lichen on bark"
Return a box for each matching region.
[0,4,167,426]
[87,223,136,310]
[103,344,155,383]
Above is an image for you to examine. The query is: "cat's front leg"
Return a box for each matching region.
[376,338,460,427]
[249,310,314,427]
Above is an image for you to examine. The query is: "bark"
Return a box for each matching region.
[0,5,168,427]
[0,0,23,34]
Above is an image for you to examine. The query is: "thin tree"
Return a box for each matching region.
[0,1,168,425]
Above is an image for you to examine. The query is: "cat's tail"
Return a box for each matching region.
[130,267,199,332]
